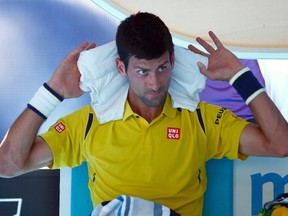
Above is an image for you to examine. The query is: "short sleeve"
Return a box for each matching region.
[40,106,94,169]
[198,102,249,161]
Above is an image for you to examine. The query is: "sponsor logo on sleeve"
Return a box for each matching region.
[215,107,226,125]
[54,122,66,133]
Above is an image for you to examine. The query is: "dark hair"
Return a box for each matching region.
[116,12,174,69]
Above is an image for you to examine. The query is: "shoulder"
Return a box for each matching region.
[75,105,95,115]
[41,106,99,140]
[195,101,247,127]
[63,105,96,120]
[51,105,100,131]
[196,101,236,117]
[197,101,223,111]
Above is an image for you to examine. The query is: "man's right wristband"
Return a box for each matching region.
[229,67,265,104]
[27,83,63,119]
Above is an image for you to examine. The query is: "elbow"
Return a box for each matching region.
[0,148,22,178]
[273,124,288,157]
[277,150,288,158]
[0,165,14,178]
[280,139,288,157]
[0,172,18,179]
[0,157,17,178]
[268,142,288,158]
[0,159,22,178]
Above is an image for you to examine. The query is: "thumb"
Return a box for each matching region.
[197,62,208,76]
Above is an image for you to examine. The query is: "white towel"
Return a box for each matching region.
[78,41,207,124]
[91,195,180,216]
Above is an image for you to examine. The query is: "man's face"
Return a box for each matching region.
[125,51,174,109]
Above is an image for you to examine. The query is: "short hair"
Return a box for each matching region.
[116,12,174,68]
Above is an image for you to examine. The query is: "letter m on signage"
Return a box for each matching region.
[251,173,288,215]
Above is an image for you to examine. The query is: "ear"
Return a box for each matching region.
[116,58,127,77]
[170,52,175,68]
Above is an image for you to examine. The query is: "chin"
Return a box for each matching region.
[143,97,166,107]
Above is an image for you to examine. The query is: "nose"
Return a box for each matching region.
[148,73,161,91]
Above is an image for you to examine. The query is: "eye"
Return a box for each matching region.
[158,65,167,72]
[136,69,148,76]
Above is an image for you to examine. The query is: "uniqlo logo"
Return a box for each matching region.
[54,122,66,133]
[167,127,180,140]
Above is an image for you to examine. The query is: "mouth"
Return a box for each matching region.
[148,91,160,95]
[146,90,164,97]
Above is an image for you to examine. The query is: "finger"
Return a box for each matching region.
[188,44,209,57]
[195,36,216,54]
[67,42,94,60]
[208,31,223,48]
[87,43,96,50]
[78,42,90,51]
[197,62,215,80]
[76,42,96,53]
[66,42,89,59]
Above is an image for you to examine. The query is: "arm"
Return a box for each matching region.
[0,110,52,177]
[188,31,288,157]
[0,42,96,178]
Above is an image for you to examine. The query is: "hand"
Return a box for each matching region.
[188,31,245,81]
[47,42,96,99]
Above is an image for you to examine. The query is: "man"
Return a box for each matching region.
[0,12,287,215]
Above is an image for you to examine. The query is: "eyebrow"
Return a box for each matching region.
[134,60,170,70]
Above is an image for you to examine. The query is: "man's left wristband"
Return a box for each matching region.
[27,83,64,119]
[229,67,265,105]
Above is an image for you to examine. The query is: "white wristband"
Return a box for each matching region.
[245,88,266,105]
[27,83,63,119]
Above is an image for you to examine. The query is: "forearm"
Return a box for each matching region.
[231,68,288,156]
